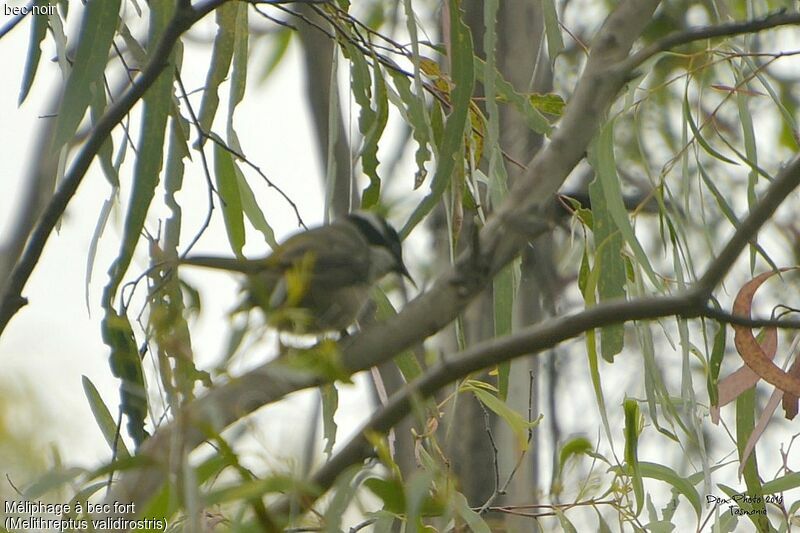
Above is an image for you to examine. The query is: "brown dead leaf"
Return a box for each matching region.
[710,328,776,425]
[732,269,800,398]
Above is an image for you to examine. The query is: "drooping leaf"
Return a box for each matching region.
[101,308,149,447]
[19,0,52,104]
[198,2,237,132]
[236,167,278,249]
[734,386,770,531]
[50,0,121,152]
[355,48,389,208]
[638,461,701,519]
[623,398,644,516]
[452,491,491,533]
[387,69,431,189]
[732,269,800,397]
[321,383,338,458]
[587,130,626,362]
[401,0,475,238]
[462,380,539,450]
[213,142,246,257]
[541,0,564,67]
[81,375,130,458]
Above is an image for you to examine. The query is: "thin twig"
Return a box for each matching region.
[174,72,219,255]
[476,400,501,514]
[202,133,307,230]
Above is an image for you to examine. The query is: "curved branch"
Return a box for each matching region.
[0,0,229,335]
[621,10,800,72]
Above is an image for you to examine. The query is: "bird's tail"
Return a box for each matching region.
[179,256,267,274]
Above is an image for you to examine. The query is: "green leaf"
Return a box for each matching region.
[163,114,190,249]
[198,3,237,132]
[542,0,564,67]
[401,0,475,238]
[323,466,361,532]
[462,380,539,450]
[81,376,130,458]
[236,167,278,249]
[321,383,339,458]
[761,471,800,494]
[257,28,292,82]
[100,308,149,447]
[104,0,173,297]
[372,289,423,382]
[595,508,613,533]
[474,57,551,135]
[365,477,406,514]
[682,88,739,166]
[587,140,625,362]
[23,467,87,499]
[50,0,121,152]
[204,476,302,506]
[590,120,660,287]
[735,388,771,531]
[228,3,248,120]
[558,436,593,475]
[213,142,246,256]
[697,164,777,271]
[707,322,726,407]
[623,398,643,516]
[452,492,490,533]
[529,93,566,116]
[388,69,431,188]
[404,470,435,528]
[85,196,113,311]
[582,264,615,450]
[639,461,701,519]
[554,508,578,533]
[359,52,389,209]
[19,0,52,104]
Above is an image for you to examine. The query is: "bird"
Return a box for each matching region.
[178,212,411,334]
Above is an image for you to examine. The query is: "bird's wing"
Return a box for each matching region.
[275,222,371,287]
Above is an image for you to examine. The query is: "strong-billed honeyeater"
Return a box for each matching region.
[178,212,411,333]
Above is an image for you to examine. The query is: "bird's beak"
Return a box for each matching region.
[397,263,416,289]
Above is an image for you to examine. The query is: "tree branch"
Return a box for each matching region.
[697,156,800,294]
[621,10,800,72]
